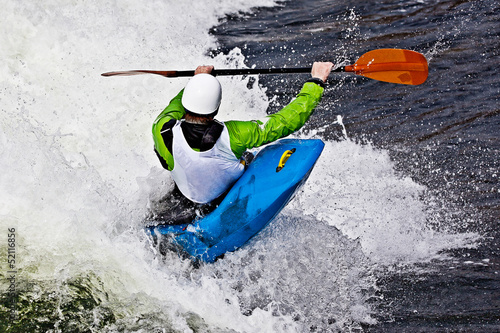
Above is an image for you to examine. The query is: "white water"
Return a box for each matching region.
[1,1,478,331]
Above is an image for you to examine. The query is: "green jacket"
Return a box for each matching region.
[152,81,324,171]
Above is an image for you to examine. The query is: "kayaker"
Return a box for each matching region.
[151,62,333,222]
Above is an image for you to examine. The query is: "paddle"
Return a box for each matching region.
[101,49,428,85]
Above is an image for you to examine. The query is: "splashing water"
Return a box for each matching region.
[0,0,479,331]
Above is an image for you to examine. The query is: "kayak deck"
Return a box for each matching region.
[147,139,324,263]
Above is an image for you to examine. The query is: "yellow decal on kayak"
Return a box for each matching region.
[276,148,296,172]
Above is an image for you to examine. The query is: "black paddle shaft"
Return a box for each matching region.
[173,67,345,77]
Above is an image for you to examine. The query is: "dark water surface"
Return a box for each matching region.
[212,0,499,331]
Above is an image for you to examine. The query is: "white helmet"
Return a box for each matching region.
[181,74,222,115]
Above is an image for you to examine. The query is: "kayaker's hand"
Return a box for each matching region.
[311,62,334,83]
[195,65,214,75]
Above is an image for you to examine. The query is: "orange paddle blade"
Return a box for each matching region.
[345,49,428,85]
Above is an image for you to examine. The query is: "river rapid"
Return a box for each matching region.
[1,0,498,332]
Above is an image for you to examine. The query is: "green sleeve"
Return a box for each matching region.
[225,82,324,158]
[152,89,185,170]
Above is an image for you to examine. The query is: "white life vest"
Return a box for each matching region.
[170,121,245,204]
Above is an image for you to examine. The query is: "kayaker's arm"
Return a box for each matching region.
[225,81,324,158]
[152,89,185,170]
[153,89,185,128]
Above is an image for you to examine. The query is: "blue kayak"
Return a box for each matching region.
[147,138,324,263]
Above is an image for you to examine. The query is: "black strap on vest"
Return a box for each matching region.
[180,120,224,152]
[154,119,224,170]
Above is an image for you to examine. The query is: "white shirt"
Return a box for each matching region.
[170,121,245,203]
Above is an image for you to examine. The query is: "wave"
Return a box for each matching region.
[0,0,478,331]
